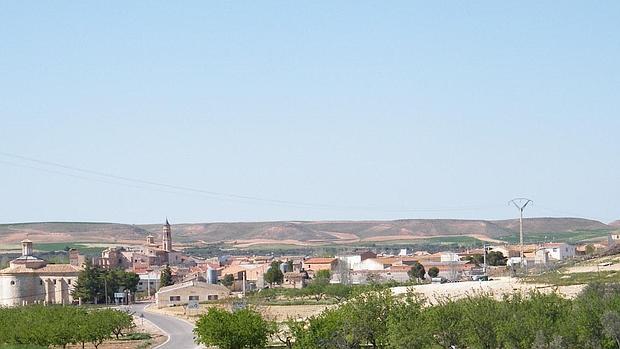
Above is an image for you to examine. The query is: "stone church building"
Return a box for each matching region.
[0,239,81,306]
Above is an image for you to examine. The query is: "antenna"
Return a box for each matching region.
[509,198,533,270]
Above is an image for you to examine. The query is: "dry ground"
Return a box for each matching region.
[391,277,585,303]
[151,302,331,323]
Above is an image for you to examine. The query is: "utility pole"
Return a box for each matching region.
[483,243,488,275]
[509,198,533,273]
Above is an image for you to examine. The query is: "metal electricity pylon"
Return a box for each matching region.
[509,198,533,271]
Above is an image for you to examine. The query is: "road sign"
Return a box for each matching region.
[232,300,246,312]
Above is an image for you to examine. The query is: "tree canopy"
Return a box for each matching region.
[264,261,284,285]
[71,261,139,304]
[194,307,272,349]
[407,262,426,282]
[160,264,173,288]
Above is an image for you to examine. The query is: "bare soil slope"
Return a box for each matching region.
[0,217,613,245]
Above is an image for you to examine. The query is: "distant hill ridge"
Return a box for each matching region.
[0,217,614,244]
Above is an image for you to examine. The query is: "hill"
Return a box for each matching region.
[0,217,613,246]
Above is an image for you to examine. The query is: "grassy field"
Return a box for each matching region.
[524,270,620,286]
[34,242,106,256]
[497,229,612,244]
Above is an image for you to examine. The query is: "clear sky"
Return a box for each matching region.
[1,2,618,224]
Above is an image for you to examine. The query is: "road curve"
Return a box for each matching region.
[128,302,203,349]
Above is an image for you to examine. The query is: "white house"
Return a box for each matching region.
[354,258,390,271]
[155,280,230,308]
[542,243,576,261]
[337,250,377,271]
[440,252,460,263]
[137,270,161,296]
[608,233,620,246]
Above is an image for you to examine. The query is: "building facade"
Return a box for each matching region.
[155,280,230,308]
[0,240,81,307]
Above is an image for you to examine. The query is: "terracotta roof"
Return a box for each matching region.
[0,264,81,275]
[303,258,337,264]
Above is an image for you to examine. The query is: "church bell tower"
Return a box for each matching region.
[162,218,172,252]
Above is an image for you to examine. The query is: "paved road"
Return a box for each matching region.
[127,302,203,349]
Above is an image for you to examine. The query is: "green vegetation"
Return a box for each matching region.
[124,333,152,340]
[185,236,487,259]
[407,262,426,282]
[0,306,134,348]
[222,273,235,287]
[72,261,140,303]
[214,283,620,349]
[160,264,173,288]
[247,280,412,305]
[314,269,331,280]
[194,307,272,349]
[33,242,106,256]
[264,261,284,286]
[428,266,439,278]
[525,270,620,286]
[497,229,612,244]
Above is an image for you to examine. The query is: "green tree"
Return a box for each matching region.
[427,266,439,278]
[314,269,331,280]
[194,308,272,349]
[466,254,484,266]
[160,264,173,288]
[72,262,140,304]
[487,251,507,266]
[264,261,284,286]
[222,273,235,287]
[72,260,105,303]
[407,262,426,282]
[387,290,431,349]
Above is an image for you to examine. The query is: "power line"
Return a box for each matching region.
[0,151,501,214]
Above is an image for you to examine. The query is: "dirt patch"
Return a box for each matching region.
[391,277,585,303]
[258,304,333,322]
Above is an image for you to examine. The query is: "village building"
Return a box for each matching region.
[155,280,231,308]
[0,240,81,307]
[608,232,620,247]
[283,271,309,289]
[302,257,338,274]
[540,243,576,261]
[337,250,377,270]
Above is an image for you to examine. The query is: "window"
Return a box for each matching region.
[53,279,57,285]
[68,279,71,285]
[169,296,181,301]
[207,295,219,301]
[189,296,199,301]
[139,282,143,286]
[10,281,15,286]
[40,280,43,285]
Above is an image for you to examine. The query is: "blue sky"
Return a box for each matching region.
[1,2,618,224]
